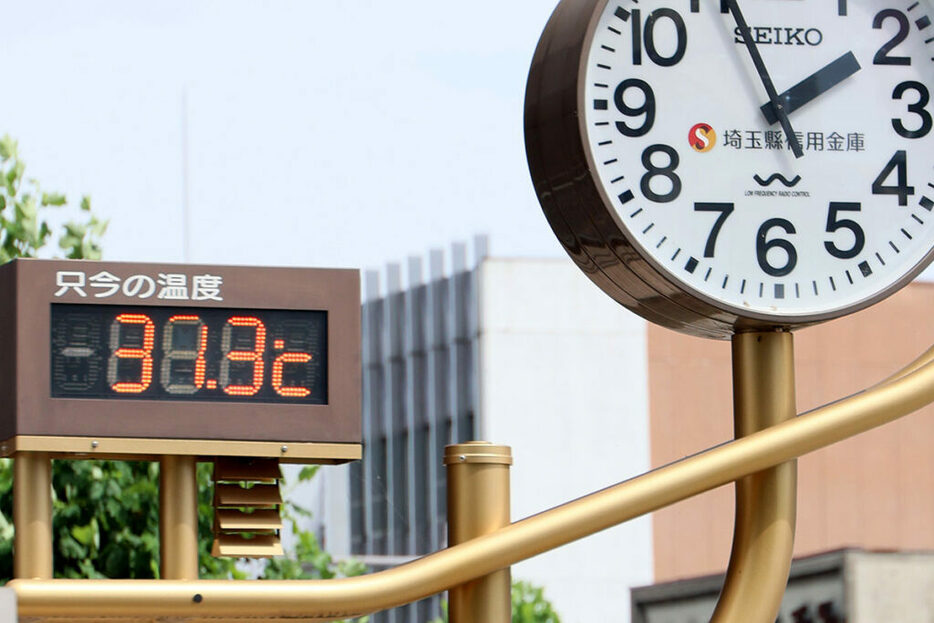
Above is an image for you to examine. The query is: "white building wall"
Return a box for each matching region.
[848,551,934,623]
[320,463,352,557]
[478,258,653,623]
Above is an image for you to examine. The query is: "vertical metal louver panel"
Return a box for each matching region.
[352,237,487,623]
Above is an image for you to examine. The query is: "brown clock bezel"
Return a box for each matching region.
[0,259,361,462]
[524,0,934,339]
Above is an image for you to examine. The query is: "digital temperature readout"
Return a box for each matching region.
[51,304,327,404]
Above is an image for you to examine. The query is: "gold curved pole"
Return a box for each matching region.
[711,332,796,622]
[872,343,934,388]
[11,347,934,620]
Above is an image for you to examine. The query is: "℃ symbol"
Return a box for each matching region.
[688,123,717,153]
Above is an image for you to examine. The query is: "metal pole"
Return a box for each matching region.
[445,442,512,623]
[712,331,797,622]
[13,452,53,579]
[159,455,199,580]
[11,343,934,619]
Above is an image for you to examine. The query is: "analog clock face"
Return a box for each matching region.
[575,0,934,325]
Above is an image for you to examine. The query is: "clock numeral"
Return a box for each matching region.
[824,202,865,260]
[630,9,642,65]
[629,8,687,67]
[872,9,911,66]
[694,203,734,257]
[640,145,682,203]
[756,218,797,277]
[892,81,932,139]
[614,79,656,137]
[872,150,915,206]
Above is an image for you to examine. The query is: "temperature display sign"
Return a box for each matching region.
[51,305,327,403]
[0,259,361,460]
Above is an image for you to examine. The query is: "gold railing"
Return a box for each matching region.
[10,333,934,622]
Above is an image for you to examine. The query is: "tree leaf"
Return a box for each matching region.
[90,217,109,237]
[0,135,15,160]
[298,465,320,482]
[63,222,86,239]
[41,192,67,207]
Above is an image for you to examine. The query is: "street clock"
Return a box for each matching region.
[526,0,934,338]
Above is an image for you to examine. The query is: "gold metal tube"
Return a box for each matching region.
[159,455,199,580]
[13,452,53,579]
[445,442,512,623]
[712,332,797,622]
[11,348,934,619]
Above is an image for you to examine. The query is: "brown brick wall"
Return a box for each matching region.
[649,282,934,582]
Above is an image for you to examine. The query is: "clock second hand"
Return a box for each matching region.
[725,0,804,158]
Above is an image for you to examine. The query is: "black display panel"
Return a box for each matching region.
[51,304,327,404]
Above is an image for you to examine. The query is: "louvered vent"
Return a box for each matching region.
[211,457,284,558]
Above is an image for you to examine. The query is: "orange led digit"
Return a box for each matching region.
[272,352,313,397]
[107,313,155,393]
[160,315,208,395]
[219,316,267,396]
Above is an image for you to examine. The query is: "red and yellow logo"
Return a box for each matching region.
[688,123,717,153]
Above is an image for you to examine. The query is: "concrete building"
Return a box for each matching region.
[632,549,934,623]
[315,242,934,622]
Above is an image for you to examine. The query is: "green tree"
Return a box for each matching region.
[427,579,562,623]
[261,466,367,582]
[0,135,105,261]
[0,133,139,581]
[510,580,562,623]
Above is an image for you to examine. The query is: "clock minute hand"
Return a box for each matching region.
[760,52,862,125]
[725,0,804,158]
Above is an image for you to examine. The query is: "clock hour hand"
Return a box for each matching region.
[760,52,862,125]
[725,0,804,158]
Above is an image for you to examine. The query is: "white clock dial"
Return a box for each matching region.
[582,0,934,321]
[526,0,934,337]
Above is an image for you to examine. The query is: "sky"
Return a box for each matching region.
[4,1,933,286]
[1,1,562,275]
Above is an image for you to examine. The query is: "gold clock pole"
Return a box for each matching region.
[712,331,797,622]
[13,452,53,579]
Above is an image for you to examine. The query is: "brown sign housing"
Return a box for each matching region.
[0,259,361,462]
